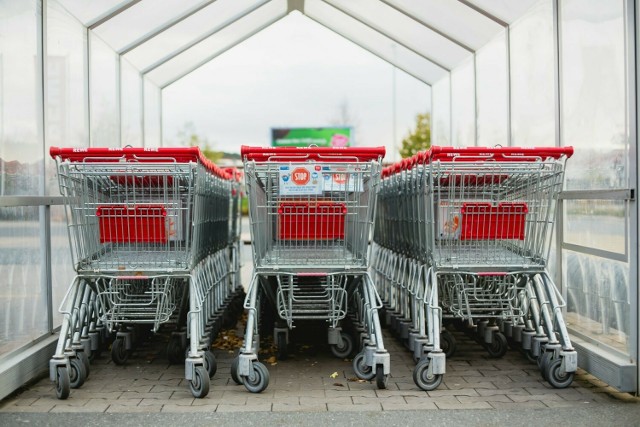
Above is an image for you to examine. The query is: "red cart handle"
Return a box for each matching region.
[425,146,574,162]
[241,145,385,162]
[49,146,232,180]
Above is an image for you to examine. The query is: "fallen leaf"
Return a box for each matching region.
[329,371,339,379]
[265,356,277,364]
[333,383,344,387]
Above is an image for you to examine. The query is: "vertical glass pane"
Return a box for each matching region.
[561,0,627,190]
[121,59,142,146]
[144,79,161,147]
[476,32,508,146]
[90,34,119,147]
[451,58,475,147]
[510,0,555,147]
[0,208,45,355]
[0,0,43,196]
[47,0,88,194]
[564,200,626,254]
[432,76,451,145]
[564,250,630,355]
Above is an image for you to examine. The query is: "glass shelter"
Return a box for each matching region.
[0,0,637,398]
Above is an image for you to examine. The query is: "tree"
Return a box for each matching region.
[175,121,223,162]
[399,112,431,159]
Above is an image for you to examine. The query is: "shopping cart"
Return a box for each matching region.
[373,146,576,391]
[49,146,239,399]
[234,145,390,392]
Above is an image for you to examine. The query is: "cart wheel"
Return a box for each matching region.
[69,356,87,389]
[111,338,129,365]
[330,332,354,359]
[352,352,375,380]
[440,330,457,358]
[521,347,537,364]
[375,365,388,389]
[204,350,217,378]
[167,337,185,364]
[189,366,210,398]
[55,366,70,400]
[77,350,90,378]
[539,351,553,381]
[242,362,269,393]
[413,359,443,391]
[230,356,243,385]
[546,358,574,389]
[276,332,288,361]
[486,332,508,358]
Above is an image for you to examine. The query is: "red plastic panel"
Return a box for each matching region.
[278,202,347,240]
[460,202,528,240]
[97,205,167,243]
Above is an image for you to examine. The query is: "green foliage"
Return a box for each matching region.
[399,112,431,159]
[176,121,223,162]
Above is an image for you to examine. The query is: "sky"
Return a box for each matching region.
[161,11,431,164]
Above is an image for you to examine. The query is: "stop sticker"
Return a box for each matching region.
[291,167,310,185]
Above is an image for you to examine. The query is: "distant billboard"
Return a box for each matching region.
[271,127,352,147]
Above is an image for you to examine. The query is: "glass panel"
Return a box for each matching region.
[121,59,142,146]
[0,0,43,196]
[47,0,88,195]
[144,79,161,147]
[384,0,502,51]
[510,0,554,147]
[0,207,45,355]
[57,0,132,26]
[561,0,627,190]
[432,75,451,145]
[451,58,475,147]
[464,0,541,24]
[90,34,119,147]
[148,0,287,88]
[564,250,630,356]
[325,0,471,70]
[564,200,626,254]
[125,0,266,72]
[392,71,431,163]
[305,0,446,85]
[93,0,204,53]
[476,32,508,146]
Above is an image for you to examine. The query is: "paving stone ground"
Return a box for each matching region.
[0,322,636,415]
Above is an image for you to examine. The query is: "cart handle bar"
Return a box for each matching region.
[382,145,574,178]
[49,146,233,180]
[241,145,385,162]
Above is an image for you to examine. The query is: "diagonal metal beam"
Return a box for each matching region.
[142,0,271,75]
[119,0,218,55]
[304,14,436,86]
[160,13,287,89]
[457,0,508,27]
[88,0,143,30]
[378,0,474,53]
[321,0,452,71]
